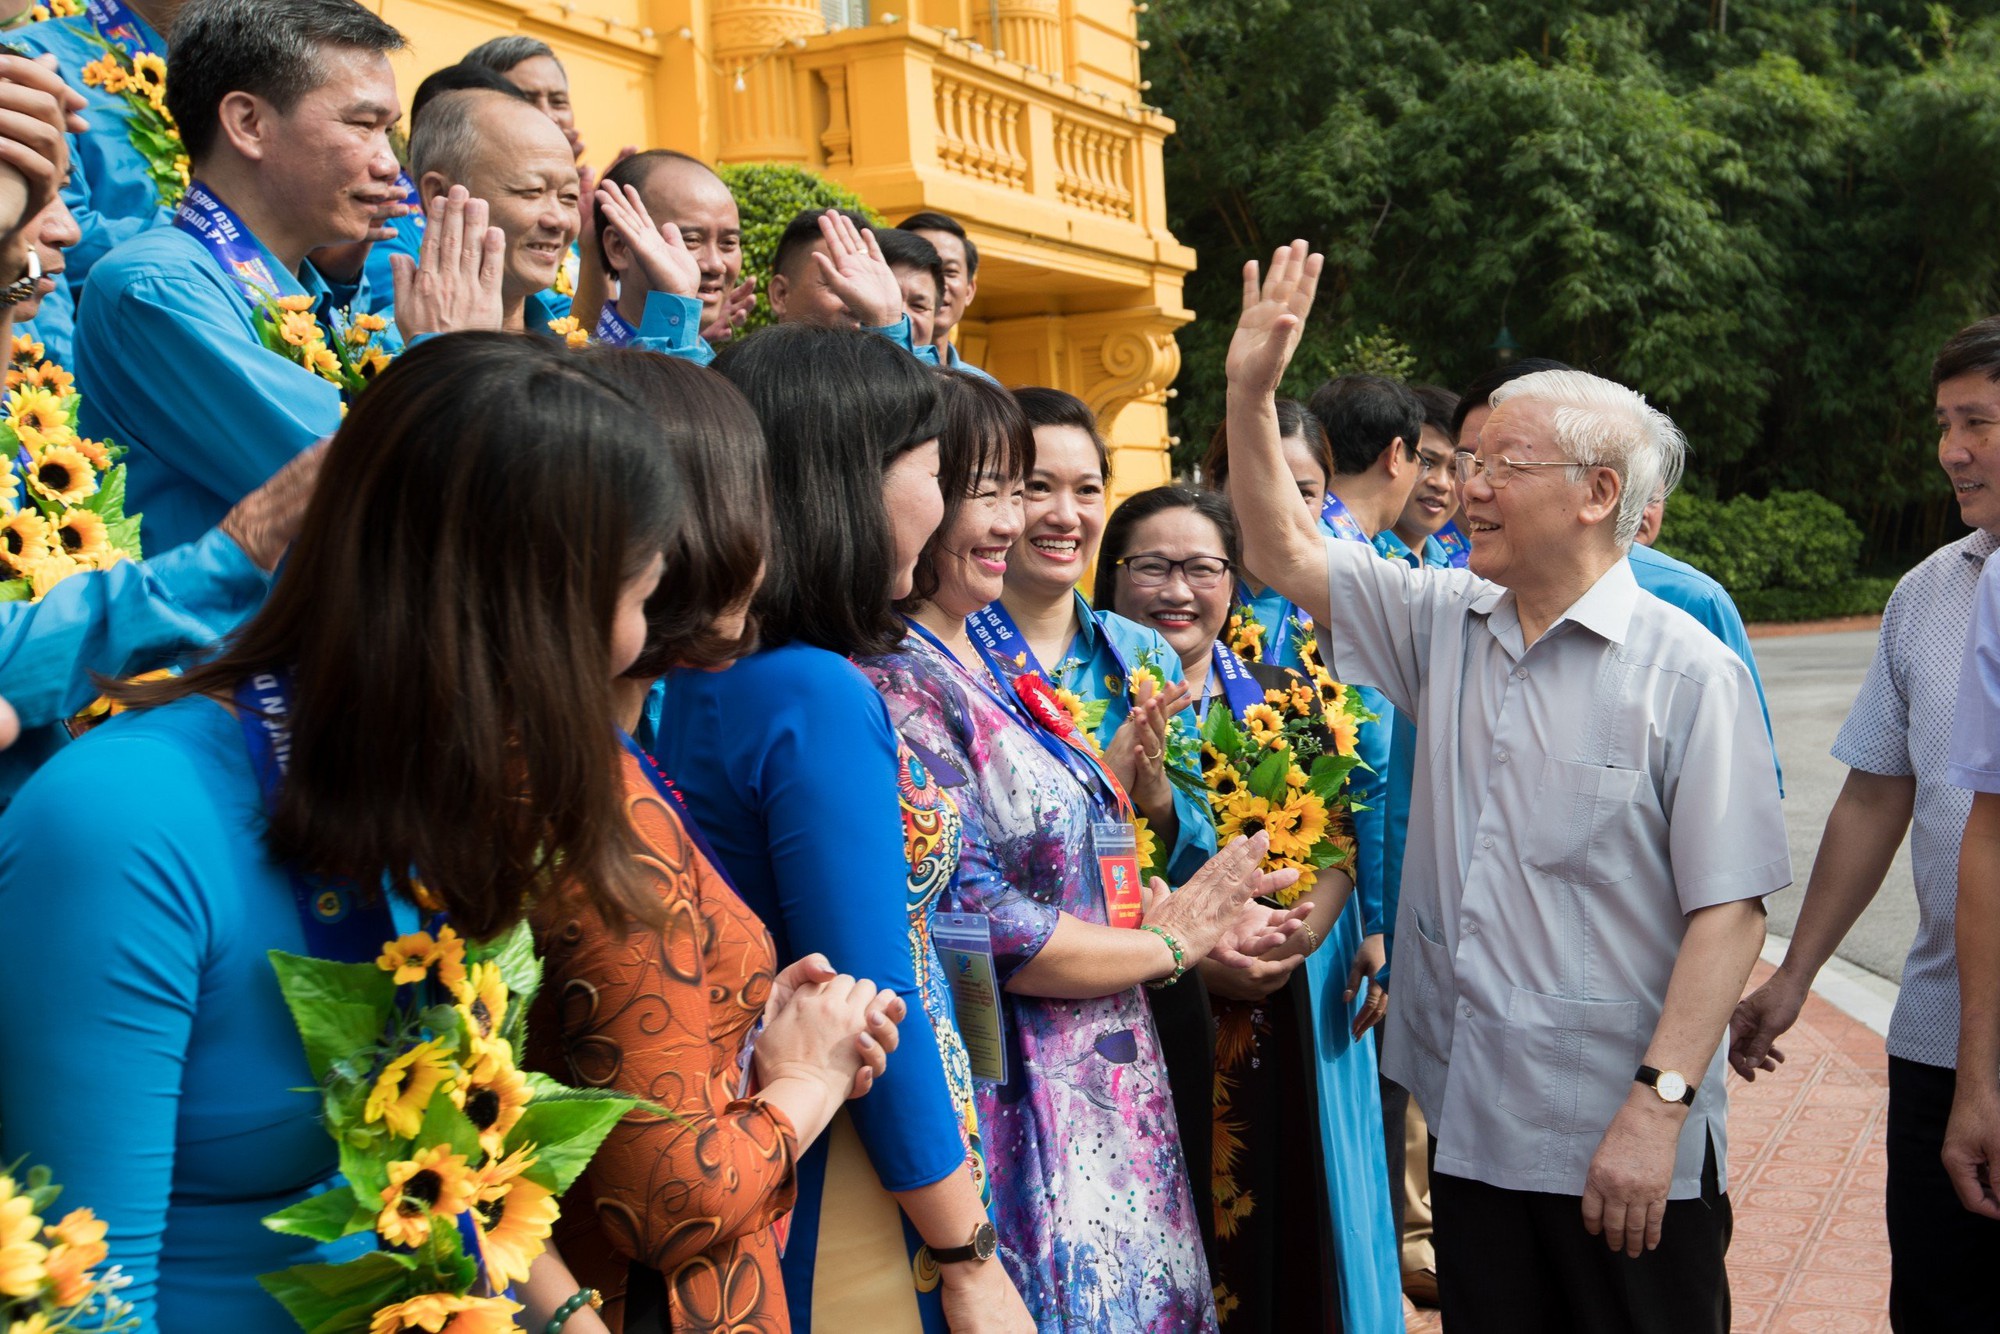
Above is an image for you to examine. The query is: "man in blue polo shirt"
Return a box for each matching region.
[8,0,183,368]
[74,0,506,555]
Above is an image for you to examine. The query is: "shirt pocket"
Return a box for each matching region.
[1402,908,1457,1062]
[1520,757,1649,886]
[1496,985,1642,1136]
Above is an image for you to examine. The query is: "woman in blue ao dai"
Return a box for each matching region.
[858,374,1306,1332]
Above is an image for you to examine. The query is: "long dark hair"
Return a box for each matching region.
[900,369,1033,612]
[594,349,770,676]
[117,334,678,937]
[1092,485,1239,611]
[713,324,946,656]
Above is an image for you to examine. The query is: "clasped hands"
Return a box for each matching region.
[1139,832,1312,988]
[753,952,905,1113]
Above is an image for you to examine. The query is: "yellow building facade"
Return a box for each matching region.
[367,0,1194,493]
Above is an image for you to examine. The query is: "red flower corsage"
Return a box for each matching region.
[1014,674,1076,737]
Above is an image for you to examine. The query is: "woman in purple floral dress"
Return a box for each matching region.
[859,373,1301,1331]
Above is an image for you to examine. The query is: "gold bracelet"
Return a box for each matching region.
[1299,921,1321,955]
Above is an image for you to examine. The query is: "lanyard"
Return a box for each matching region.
[1319,489,1370,545]
[616,730,747,903]
[912,613,1133,822]
[594,301,636,347]
[234,671,397,963]
[174,181,290,308]
[85,0,159,57]
[1210,642,1266,720]
[1433,520,1472,568]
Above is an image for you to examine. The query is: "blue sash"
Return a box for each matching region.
[913,612,1125,819]
[174,181,287,307]
[1433,520,1471,568]
[1319,489,1369,544]
[1210,642,1266,720]
[234,671,396,963]
[594,301,636,347]
[617,730,745,900]
[395,170,426,235]
[85,0,159,57]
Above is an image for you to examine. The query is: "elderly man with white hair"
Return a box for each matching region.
[1224,242,1789,1333]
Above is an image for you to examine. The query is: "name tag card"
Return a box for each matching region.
[1093,821,1144,930]
[931,912,1008,1084]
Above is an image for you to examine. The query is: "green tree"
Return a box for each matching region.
[1144,1,2000,566]
[714,164,880,333]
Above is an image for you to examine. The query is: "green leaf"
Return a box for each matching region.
[482,919,542,1012]
[1247,745,1290,802]
[262,1185,372,1243]
[508,1096,636,1194]
[337,1129,392,1202]
[258,1251,418,1334]
[267,950,394,1081]
[0,578,30,603]
[415,1089,481,1162]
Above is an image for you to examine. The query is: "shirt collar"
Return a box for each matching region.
[523,290,563,338]
[1373,528,1417,567]
[1468,556,1642,650]
[1962,528,2000,564]
[1066,588,1102,655]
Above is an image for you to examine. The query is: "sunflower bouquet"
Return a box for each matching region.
[0,1164,137,1333]
[257,920,640,1333]
[1194,665,1372,908]
[257,296,393,395]
[26,0,85,21]
[0,336,140,603]
[76,38,186,209]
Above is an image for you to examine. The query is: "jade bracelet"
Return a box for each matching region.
[546,1289,602,1333]
[1140,923,1187,988]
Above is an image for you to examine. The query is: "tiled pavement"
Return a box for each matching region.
[1405,961,1892,1333]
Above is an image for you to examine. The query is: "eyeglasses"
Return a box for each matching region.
[1451,451,1582,489]
[1117,554,1233,590]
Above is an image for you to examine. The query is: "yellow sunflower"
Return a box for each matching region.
[276,310,319,347]
[369,1293,524,1334]
[1206,762,1244,808]
[69,436,109,470]
[1216,793,1274,845]
[2,509,52,567]
[39,1209,106,1307]
[376,925,467,989]
[1241,702,1286,750]
[473,1164,557,1286]
[359,349,393,379]
[1132,814,1161,874]
[55,509,112,567]
[1199,740,1229,775]
[0,1177,47,1299]
[1269,790,1329,860]
[1286,680,1317,715]
[273,294,316,314]
[9,333,42,364]
[131,52,167,106]
[375,1144,477,1248]
[546,316,590,349]
[7,385,67,438]
[1327,709,1360,759]
[27,552,81,601]
[453,960,509,1050]
[308,344,342,377]
[363,1036,456,1140]
[29,363,75,397]
[79,54,126,95]
[1224,612,1263,663]
[27,444,97,506]
[453,1046,530,1158]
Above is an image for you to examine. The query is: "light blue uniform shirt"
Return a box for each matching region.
[77,226,355,553]
[9,9,173,371]
[1628,541,1780,792]
[0,526,270,805]
[1040,590,1219,884]
[940,341,998,382]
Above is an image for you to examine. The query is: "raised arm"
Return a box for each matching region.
[1224,240,1331,623]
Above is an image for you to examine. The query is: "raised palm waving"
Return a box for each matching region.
[1225,239,1324,395]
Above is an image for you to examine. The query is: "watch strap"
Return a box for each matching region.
[930,1221,996,1265]
[1635,1064,1696,1105]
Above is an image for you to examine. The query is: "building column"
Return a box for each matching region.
[712,0,822,161]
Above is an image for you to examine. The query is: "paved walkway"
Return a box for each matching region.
[1404,961,1892,1333]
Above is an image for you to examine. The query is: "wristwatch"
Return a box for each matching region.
[930,1220,998,1265]
[1635,1065,1696,1106]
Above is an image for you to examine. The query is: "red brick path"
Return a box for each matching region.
[1405,961,1892,1333]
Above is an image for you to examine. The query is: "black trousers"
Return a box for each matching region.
[1431,1137,1730,1334]
[1886,1056,2000,1330]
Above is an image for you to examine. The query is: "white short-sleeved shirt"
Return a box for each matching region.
[1950,549,2000,794]
[1324,540,1792,1199]
[1836,529,1996,1068]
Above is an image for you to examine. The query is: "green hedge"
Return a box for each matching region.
[715,163,881,334]
[1655,489,1889,621]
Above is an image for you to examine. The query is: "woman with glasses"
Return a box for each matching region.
[859,373,1308,1331]
[1101,482,1402,1334]
[990,388,1216,886]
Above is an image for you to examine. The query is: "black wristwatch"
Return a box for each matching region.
[1635,1065,1696,1106]
[931,1221,998,1265]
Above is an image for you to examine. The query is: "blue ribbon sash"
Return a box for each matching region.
[396,170,426,235]
[594,301,636,347]
[1210,642,1266,721]
[1319,489,1369,544]
[85,0,160,58]
[959,603,1128,816]
[1433,519,1472,568]
[234,671,396,963]
[174,180,287,307]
